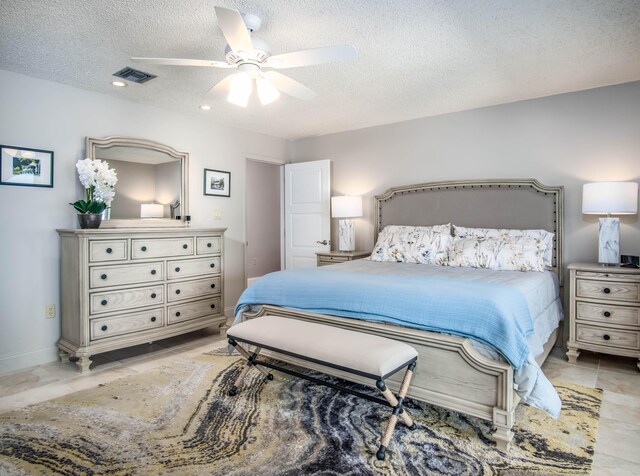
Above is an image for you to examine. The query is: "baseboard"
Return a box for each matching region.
[0,346,59,375]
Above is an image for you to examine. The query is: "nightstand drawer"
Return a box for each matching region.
[576,324,640,350]
[576,302,640,327]
[318,255,349,264]
[576,279,640,303]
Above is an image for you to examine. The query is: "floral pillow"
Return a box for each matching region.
[453,226,554,267]
[447,236,547,272]
[371,224,452,265]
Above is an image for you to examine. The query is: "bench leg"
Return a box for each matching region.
[227,340,274,396]
[376,362,416,460]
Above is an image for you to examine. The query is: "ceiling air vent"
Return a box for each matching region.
[113,67,157,84]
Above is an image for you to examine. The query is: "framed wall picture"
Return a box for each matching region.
[0,145,54,188]
[204,169,230,197]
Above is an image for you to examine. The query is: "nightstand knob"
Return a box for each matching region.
[603,334,611,341]
[603,311,611,317]
[603,287,611,294]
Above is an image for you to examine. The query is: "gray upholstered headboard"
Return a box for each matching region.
[374,179,564,284]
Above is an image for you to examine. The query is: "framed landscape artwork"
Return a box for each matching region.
[204,169,230,197]
[0,145,54,188]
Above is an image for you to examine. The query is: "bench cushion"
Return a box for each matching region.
[227,315,418,379]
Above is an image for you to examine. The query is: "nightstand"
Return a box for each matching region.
[566,263,640,371]
[316,250,370,267]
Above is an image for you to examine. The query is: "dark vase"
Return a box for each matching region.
[77,213,103,229]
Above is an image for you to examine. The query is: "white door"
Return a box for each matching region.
[284,160,331,269]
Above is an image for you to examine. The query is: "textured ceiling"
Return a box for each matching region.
[1,0,639,140]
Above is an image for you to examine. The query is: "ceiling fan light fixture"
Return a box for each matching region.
[257,77,280,105]
[227,73,252,107]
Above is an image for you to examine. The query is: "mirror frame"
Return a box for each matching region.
[86,136,189,228]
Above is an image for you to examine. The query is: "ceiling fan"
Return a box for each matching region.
[132,6,357,107]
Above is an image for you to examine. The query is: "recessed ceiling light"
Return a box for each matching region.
[111,81,127,87]
[199,105,211,110]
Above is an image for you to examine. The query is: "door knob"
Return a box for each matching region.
[316,240,328,245]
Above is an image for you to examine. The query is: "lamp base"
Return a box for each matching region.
[338,219,355,252]
[598,217,620,265]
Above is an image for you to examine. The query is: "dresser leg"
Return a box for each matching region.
[58,350,70,364]
[75,356,92,373]
[566,343,580,364]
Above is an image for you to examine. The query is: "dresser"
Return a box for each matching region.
[57,228,227,372]
[316,250,370,267]
[566,263,640,370]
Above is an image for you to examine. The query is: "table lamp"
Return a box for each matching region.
[331,196,362,251]
[582,182,638,264]
[140,203,164,218]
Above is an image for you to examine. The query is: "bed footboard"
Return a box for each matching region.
[244,305,518,450]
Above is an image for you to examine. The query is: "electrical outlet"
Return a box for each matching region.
[252,257,257,266]
[45,304,56,319]
[213,208,223,220]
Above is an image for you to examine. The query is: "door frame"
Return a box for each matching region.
[244,153,286,288]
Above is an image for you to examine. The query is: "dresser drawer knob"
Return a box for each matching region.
[151,269,157,275]
[101,299,108,306]
[207,242,212,248]
[106,247,113,254]
[603,287,611,294]
[151,316,157,322]
[151,293,157,299]
[101,325,108,331]
[183,244,188,249]
[603,334,611,341]
[176,311,181,317]
[175,267,181,272]
[603,311,611,317]
[141,246,147,252]
[101,274,107,280]
[210,263,215,268]
[175,289,181,295]
[210,304,216,309]
[211,283,216,289]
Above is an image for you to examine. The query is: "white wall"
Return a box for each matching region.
[289,82,640,266]
[0,69,287,373]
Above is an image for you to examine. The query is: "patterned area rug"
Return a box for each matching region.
[0,350,601,475]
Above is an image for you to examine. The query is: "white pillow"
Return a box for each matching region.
[447,236,547,272]
[371,224,452,265]
[453,226,554,267]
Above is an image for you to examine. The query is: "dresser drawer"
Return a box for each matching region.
[196,236,221,255]
[576,279,640,303]
[168,297,222,324]
[576,323,640,350]
[90,308,164,341]
[89,240,127,262]
[167,277,221,302]
[90,285,164,314]
[576,302,640,327]
[90,262,164,289]
[131,238,194,259]
[167,257,221,280]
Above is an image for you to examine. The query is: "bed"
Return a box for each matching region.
[238,178,564,450]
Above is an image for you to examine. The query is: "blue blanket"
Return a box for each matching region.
[235,268,534,369]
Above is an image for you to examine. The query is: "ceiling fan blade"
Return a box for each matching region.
[263,71,316,101]
[204,74,236,98]
[264,45,357,69]
[131,57,233,68]
[214,6,253,54]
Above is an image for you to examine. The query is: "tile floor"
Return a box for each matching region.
[0,332,638,475]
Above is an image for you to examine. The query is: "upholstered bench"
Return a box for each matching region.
[226,315,419,460]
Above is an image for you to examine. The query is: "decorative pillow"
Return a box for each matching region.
[447,236,547,271]
[371,224,452,265]
[453,226,554,267]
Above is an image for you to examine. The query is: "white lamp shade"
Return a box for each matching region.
[140,203,164,218]
[331,196,363,218]
[582,182,638,215]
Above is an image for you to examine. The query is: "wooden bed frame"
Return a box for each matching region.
[245,178,564,450]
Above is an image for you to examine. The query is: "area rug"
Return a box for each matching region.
[0,349,601,475]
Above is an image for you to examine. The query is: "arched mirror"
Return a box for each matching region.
[86,136,189,227]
